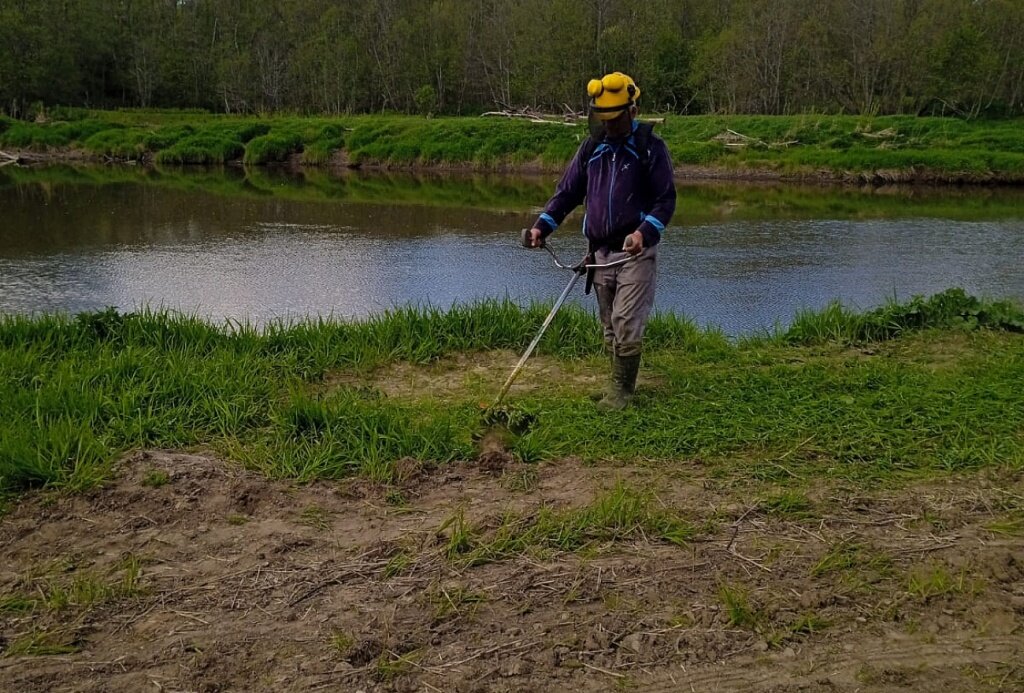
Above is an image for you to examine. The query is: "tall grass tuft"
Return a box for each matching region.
[784,288,1024,344]
[244,132,303,164]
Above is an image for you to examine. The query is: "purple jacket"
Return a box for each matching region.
[533,122,676,250]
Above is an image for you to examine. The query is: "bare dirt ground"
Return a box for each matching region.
[1,451,1022,692]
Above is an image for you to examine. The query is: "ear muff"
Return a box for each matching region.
[602,72,626,93]
[587,79,604,98]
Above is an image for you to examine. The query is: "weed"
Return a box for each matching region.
[984,512,1024,536]
[789,613,830,635]
[384,489,407,507]
[141,470,170,488]
[718,583,763,630]
[761,490,815,518]
[227,514,249,526]
[299,505,331,530]
[812,541,893,581]
[6,628,81,656]
[502,466,539,492]
[429,585,487,621]
[382,552,413,579]
[441,484,692,566]
[374,649,420,681]
[906,564,981,601]
[0,595,37,613]
[329,629,354,655]
[438,510,474,560]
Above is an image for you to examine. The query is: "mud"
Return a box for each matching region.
[1,452,1022,692]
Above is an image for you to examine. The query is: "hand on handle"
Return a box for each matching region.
[623,231,643,255]
[522,228,544,248]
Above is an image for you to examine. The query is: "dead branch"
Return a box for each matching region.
[480,110,576,125]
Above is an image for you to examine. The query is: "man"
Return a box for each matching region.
[526,72,676,410]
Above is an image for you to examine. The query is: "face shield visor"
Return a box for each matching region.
[588,108,632,141]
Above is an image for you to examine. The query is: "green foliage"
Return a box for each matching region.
[244,132,303,164]
[153,135,242,164]
[1,1,1022,117]
[4,111,1024,181]
[718,583,762,630]
[141,470,170,488]
[1,291,1022,496]
[439,484,693,566]
[784,288,1024,345]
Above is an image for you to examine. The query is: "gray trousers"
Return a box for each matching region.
[593,246,657,357]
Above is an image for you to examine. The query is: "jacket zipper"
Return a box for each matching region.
[607,150,617,233]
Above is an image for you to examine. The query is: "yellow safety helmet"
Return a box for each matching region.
[587,72,640,120]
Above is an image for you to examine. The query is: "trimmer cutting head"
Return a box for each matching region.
[480,402,537,435]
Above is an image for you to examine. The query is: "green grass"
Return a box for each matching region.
[141,470,170,488]
[3,110,1024,180]
[905,564,981,601]
[1,554,144,615]
[0,289,1022,497]
[718,583,763,630]
[438,483,693,566]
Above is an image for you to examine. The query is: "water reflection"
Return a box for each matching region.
[0,169,1022,334]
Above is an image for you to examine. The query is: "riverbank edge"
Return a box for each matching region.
[5,146,1024,186]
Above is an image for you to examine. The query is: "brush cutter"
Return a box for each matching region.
[483,230,637,428]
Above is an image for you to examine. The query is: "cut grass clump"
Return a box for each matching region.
[440,483,693,566]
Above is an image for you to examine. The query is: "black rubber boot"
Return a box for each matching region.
[597,354,641,411]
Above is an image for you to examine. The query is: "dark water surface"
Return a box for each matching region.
[2,167,1023,335]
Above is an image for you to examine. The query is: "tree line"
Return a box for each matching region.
[1,0,1021,118]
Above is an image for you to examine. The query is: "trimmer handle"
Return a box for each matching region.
[521,228,544,249]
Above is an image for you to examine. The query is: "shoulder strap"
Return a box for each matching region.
[579,136,597,162]
[632,122,655,167]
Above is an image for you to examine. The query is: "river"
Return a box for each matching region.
[2,166,1022,335]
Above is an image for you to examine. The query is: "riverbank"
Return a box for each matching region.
[1,290,1023,690]
[7,163,1024,221]
[3,111,1024,184]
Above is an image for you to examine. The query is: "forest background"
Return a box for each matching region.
[1,0,1022,119]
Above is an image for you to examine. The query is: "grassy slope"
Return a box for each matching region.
[1,289,1022,499]
[2,110,1024,181]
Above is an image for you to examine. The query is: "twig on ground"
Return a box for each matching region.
[726,504,760,552]
[583,661,625,678]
